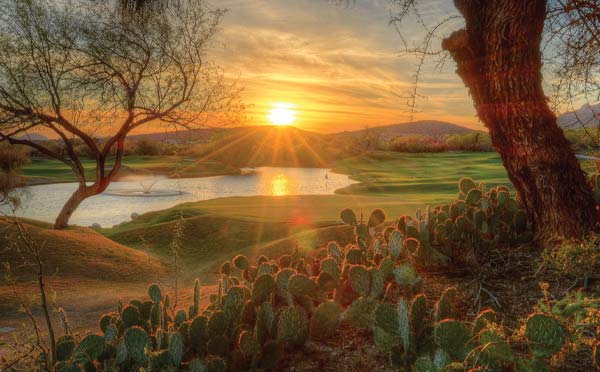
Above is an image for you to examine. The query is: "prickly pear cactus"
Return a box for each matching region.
[434,320,470,360]
[124,326,151,363]
[525,314,565,359]
[310,301,342,340]
[277,306,309,348]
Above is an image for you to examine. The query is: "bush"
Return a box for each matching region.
[386,133,495,153]
[542,233,600,282]
[0,143,29,206]
[445,132,494,151]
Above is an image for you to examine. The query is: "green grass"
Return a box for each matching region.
[6,150,598,327]
[21,156,240,184]
[333,152,512,198]
[100,152,514,269]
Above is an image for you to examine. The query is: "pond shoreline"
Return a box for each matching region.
[12,166,357,228]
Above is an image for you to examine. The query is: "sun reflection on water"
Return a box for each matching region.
[271,174,289,196]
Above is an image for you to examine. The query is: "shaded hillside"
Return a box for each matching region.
[189,125,358,167]
[336,120,477,138]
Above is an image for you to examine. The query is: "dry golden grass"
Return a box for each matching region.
[0,218,169,328]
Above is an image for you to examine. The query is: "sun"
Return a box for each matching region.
[268,103,297,126]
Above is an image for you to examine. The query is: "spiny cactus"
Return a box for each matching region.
[190,316,209,353]
[207,311,227,339]
[434,319,470,360]
[375,303,399,334]
[345,247,363,264]
[220,261,232,276]
[410,294,427,337]
[288,273,318,298]
[206,334,229,357]
[222,286,245,325]
[232,254,249,271]
[309,301,342,340]
[348,265,371,298]
[251,274,276,303]
[472,309,497,335]
[174,309,187,328]
[368,208,386,228]
[277,306,309,348]
[525,314,565,359]
[238,330,261,358]
[320,257,340,281]
[340,208,358,226]
[191,278,201,318]
[369,267,385,299]
[56,336,76,362]
[255,302,274,345]
[435,287,457,322]
[168,332,184,366]
[397,299,410,354]
[148,284,162,304]
[393,263,420,288]
[124,326,150,363]
[77,334,105,361]
[344,297,377,328]
[389,230,403,260]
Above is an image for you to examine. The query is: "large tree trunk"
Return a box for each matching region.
[54,184,102,229]
[443,0,597,242]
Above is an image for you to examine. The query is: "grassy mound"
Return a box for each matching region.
[0,218,167,282]
[103,195,423,271]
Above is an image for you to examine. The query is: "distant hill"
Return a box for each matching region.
[190,125,357,167]
[558,103,600,129]
[127,128,219,144]
[16,133,49,142]
[335,120,477,138]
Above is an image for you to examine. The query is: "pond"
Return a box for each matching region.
[10,167,356,227]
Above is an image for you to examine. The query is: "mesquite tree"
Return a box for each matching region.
[0,0,237,229]
[389,0,599,242]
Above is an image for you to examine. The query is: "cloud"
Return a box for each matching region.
[212,0,480,132]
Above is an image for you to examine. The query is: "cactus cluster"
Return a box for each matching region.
[47,180,562,371]
[339,178,532,271]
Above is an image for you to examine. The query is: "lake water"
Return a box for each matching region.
[10,167,356,227]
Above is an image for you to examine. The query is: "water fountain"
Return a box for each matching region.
[104,174,184,197]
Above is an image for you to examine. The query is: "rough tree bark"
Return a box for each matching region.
[442,0,598,242]
[54,184,102,229]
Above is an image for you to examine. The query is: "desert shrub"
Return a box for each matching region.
[0,143,29,207]
[387,133,495,153]
[542,233,600,285]
[563,129,599,152]
[132,139,165,156]
[445,132,494,151]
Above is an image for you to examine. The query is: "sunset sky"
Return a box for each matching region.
[216,0,478,133]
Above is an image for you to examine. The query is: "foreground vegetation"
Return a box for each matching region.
[6,177,600,371]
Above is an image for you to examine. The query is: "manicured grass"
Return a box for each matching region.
[7,150,598,328]
[333,152,512,197]
[21,156,240,184]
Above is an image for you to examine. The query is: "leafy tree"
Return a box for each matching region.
[0,0,238,228]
